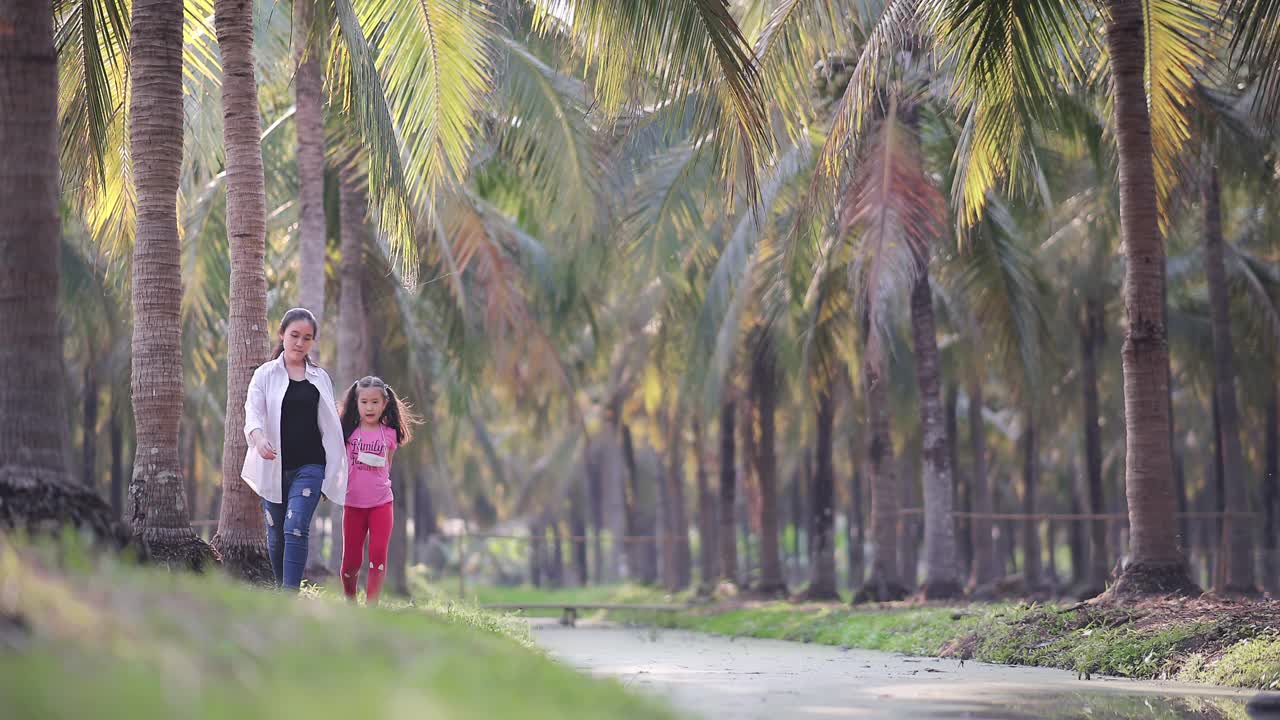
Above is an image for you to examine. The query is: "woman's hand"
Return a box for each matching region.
[250,430,276,460]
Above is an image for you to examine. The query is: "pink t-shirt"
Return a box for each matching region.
[345,425,397,508]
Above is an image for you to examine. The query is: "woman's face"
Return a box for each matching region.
[280,320,316,364]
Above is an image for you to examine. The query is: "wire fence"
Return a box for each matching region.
[190,509,1269,594]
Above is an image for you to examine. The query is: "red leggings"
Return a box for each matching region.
[341,502,394,603]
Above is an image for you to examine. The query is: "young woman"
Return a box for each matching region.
[241,307,347,590]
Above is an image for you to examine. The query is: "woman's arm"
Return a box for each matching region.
[244,369,276,460]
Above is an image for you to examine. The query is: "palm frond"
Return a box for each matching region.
[949,198,1049,393]
[926,0,1085,228]
[838,99,942,344]
[748,0,864,143]
[697,142,810,406]
[490,34,602,240]
[331,0,495,272]
[620,141,718,279]
[1227,0,1280,118]
[1143,0,1220,229]
[55,0,129,190]
[816,0,919,178]
[529,0,770,200]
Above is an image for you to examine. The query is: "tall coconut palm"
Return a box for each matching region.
[909,256,962,598]
[127,0,216,566]
[294,0,326,323]
[718,397,740,585]
[748,332,788,595]
[856,311,906,601]
[293,0,330,574]
[754,0,1217,595]
[0,0,119,538]
[332,169,372,574]
[799,380,840,599]
[1200,162,1256,592]
[209,0,273,581]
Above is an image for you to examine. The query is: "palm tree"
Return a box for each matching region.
[965,377,994,588]
[0,0,119,538]
[909,255,961,598]
[855,310,906,601]
[293,0,330,575]
[798,379,840,600]
[763,0,1216,595]
[748,332,788,596]
[293,0,326,324]
[692,415,719,592]
[333,169,371,573]
[1096,0,1198,596]
[127,0,216,567]
[1199,161,1256,592]
[208,0,273,581]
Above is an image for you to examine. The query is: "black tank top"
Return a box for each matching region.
[280,378,326,471]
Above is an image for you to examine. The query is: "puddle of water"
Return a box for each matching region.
[927,692,1252,720]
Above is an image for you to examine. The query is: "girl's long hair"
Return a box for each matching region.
[271,307,319,364]
[339,376,422,443]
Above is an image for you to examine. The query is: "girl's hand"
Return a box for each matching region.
[253,434,277,460]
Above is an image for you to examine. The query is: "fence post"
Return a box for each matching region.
[1215,514,1231,593]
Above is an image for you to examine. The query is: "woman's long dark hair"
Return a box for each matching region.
[271,308,319,363]
[339,376,422,444]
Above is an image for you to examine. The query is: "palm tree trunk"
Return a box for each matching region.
[1202,164,1255,592]
[947,383,970,580]
[750,346,787,596]
[718,398,739,585]
[0,0,120,539]
[665,413,692,590]
[294,0,326,326]
[548,519,565,587]
[388,465,409,595]
[569,477,588,585]
[1103,0,1198,596]
[124,0,214,564]
[848,441,864,591]
[1080,298,1109,593]
[210,0,273,581]
[966,379,995,588]
[1068,464,1087,586]
[910,266,961,599]
[82,361,99,487]
[693,415,718,593]
[413,448,439,565]
[294,0,329,574]
[801,385,840,600]
[110,410,125,518]
[1263,382,1278,593]
[619,422,645,579]
[855,340,906,602]
[332,172,370,575]
[1022,409,1042,590]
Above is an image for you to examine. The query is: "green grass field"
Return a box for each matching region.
[0,540,678,720]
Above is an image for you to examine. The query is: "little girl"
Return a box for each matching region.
[338,375,418,604]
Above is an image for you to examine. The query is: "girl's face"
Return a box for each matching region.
[280,320,316,364]
[357,387,387,425]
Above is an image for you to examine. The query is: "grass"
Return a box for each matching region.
[0,539,678,720]
[467,583,1280,691]
[439,581,679,617]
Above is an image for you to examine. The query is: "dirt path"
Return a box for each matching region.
[532,620,1257,719]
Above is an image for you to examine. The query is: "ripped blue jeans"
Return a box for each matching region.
[263,463,324,590]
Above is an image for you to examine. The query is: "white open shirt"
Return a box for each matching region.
[241,356,348,505]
